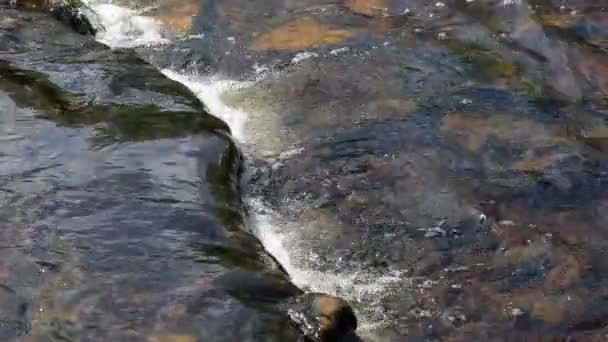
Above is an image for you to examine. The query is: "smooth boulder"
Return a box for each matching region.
[286,293,358,342]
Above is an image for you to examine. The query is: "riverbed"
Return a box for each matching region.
[3,0,608,341]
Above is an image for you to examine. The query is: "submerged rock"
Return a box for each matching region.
[43,0,608,339]
[0,7,308,342]
[50,4,96,35]
[286,293,358,342]
[255,19,352,52]
[15,0,96,35]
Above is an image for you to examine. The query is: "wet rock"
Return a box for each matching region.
[148,333,197,342]
[286,293,358,342]
[440,112,568,153]
[16,0,97,35]
[572,122,608,152]
[255,19,352,52]
[346,0,388,18]
[596,196,608,227]
[531,293,584,324]
[50,4,96,35]
[141,0,199,34]
[14,0,47,9]
[545,254,585,291]
[345,0,412,18]
[0,7,308,342]
[213,269,302,305]
[575,15,608,50]
[538,13,579,30]
[491,239,555,291]
[414,251,450,276]
[124,0,608,339]
[512,152,574,173]
[495,239,552,268]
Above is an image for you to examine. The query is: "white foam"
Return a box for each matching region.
[329,46,350,56]
[161,70,250,142]
[158,72,405,326]
[248,199,403,335]
[87,2,402,336]
[291,51,319,64]
[86,2,168,48]
[250,199,403,292]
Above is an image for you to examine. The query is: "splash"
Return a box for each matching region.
[160,70,249,142]
[86,1,403,336]
[86,2,168,48]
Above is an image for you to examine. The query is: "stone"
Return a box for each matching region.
[345,0,411,18]
[346,0,389,17]
[50,5,97,35]
[415,252,449,276]
[142,0,199,34]
[531,294,583,324]
[255,19,352,52]
[494,240,552,268]
[15,0,96,35]
[512,152,572,173]
[286,292,358,342]
[576,124,608,152]
[440,112,568,153]
[148,333,197,342]
[545,254,584,291]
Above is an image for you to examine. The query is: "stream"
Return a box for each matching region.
[3,0,608,341]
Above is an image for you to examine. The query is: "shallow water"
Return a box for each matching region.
[5,0,608,340]
[0,7,301,341]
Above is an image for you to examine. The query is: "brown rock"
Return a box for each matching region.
[287,292,358,342]
[542,210,604,246]
[512,152,572,173]
[545,255,583,291]
[142,0,199,34]
[255,19,352,52]
[576,124,608,152]
[148,333,197,342]
[538,13,579,29]
[415,252,449,276]
[345,0,410,18]
[15,0,48,10]
[531,294,583,324]
[494,240,552,268]
[346,0,389,17]
[440,113,568,152]
[377,98,417,117]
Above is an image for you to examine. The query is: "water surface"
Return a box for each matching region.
[5,0,608,340]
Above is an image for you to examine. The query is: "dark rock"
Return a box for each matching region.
[50,5,96,35]
[212,269,302,305]
[286,293,359,342]
[14,0,97,35]
[415,252,450,276]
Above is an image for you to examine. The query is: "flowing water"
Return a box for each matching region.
[3,0,608,341]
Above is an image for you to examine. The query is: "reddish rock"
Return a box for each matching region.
[545,255,584,291]
[255,19,352,52]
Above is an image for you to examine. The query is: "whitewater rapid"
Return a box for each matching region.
[84,2,404,336]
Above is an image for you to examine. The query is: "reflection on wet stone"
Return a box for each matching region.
[0,6,308,342]
[6,0,608,340]
[204,0,608,339]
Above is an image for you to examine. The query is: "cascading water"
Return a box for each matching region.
[83,1,403,337]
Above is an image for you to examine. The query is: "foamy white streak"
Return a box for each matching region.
[161,71,249,141]
[86,3,168,48]
[88,2,402,335]
[249,199,403,293]
[160,72,403,311]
